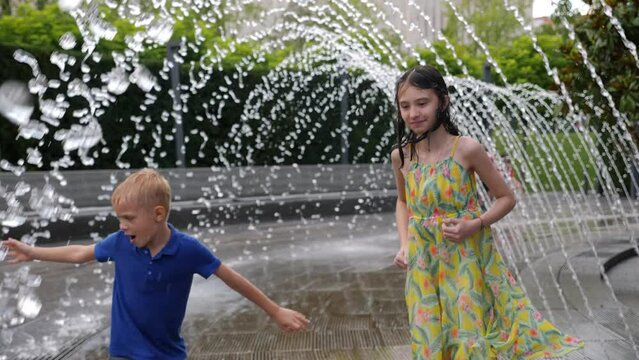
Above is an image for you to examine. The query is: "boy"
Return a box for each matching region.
[2,168,309,359]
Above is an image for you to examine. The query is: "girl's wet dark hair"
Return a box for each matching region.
[392,65,460,168]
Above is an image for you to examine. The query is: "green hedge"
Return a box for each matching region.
[0,2,628,198]
[0,43,396,170]
[495,131,598,192]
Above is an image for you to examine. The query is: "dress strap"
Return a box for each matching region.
[408,143,415,163]
[450,136,460,158]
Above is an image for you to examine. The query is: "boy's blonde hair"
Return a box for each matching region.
[112,169,171,216]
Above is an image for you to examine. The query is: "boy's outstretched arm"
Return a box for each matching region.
[1,238,96,264]
[214,264,309,332]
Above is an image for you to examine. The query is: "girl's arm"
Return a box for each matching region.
[2,239,96,264]
[467,139,517,226]
[443,137,516,242]
[391,148,409,269]
[214,264,309,331]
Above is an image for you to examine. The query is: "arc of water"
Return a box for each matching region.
[453,82,570,323]
[410,4,584,324]
[391,1,585,325]
[554,0,639,302]
[499,3,639,353]
[442,0,508,84]
[380,0,451,75]
[407,0,472,78]
[560,16,639,158]
[444,8,636,350]
[503,1,634,258]
[204,1,410,163]
[417,0,624,338]
[596,0,639,71]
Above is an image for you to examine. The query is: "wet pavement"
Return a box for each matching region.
[2,212,639,359]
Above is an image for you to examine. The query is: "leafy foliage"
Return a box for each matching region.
[557,0,639,193]
[443,0,534,55]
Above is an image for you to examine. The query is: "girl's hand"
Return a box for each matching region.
[1,239,34,263]
[442,218,481,243]
[271,307,310,332]
[394,245,408,270]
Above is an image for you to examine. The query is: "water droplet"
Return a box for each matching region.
[28,75,48,96]
[40,99,68,119]
[103,67,130,95]
[0,244,7,261]
[58,0,82,11]
[18,120,49,140]
[26,147,43,166]
[0,329,13,346]
[0,81,33,126]
[26,274,42,287]
[59,32,77,50]
[29,185,58,219]
[147,19,173,44]
[17,294,42,318]
[0,209,26,227]
[90,19,117,41]
[92,52,102,63]
[130,65,157,92]
[55,117,103,152]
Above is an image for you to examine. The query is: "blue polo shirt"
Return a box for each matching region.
[95,224,221,359]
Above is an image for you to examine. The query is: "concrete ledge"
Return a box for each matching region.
[1,165,398,243]
[0,164,395,208]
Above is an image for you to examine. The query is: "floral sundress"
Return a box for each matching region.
[404,136,584,359]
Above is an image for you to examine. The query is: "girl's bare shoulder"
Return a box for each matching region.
[391,145,411,163]
[456,136,485,157]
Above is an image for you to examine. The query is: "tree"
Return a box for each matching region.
[443,0,533,55]
[558,0,639,194]
[492,33,569,89]
[559,0,639,126]
[410,40,483,78]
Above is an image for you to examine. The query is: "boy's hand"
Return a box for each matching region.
[272,307,309,332]
[1,238,34,263]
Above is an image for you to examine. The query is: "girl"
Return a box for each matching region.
[390,65,584,359]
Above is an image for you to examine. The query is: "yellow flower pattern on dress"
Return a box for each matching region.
[404,136,584,359]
